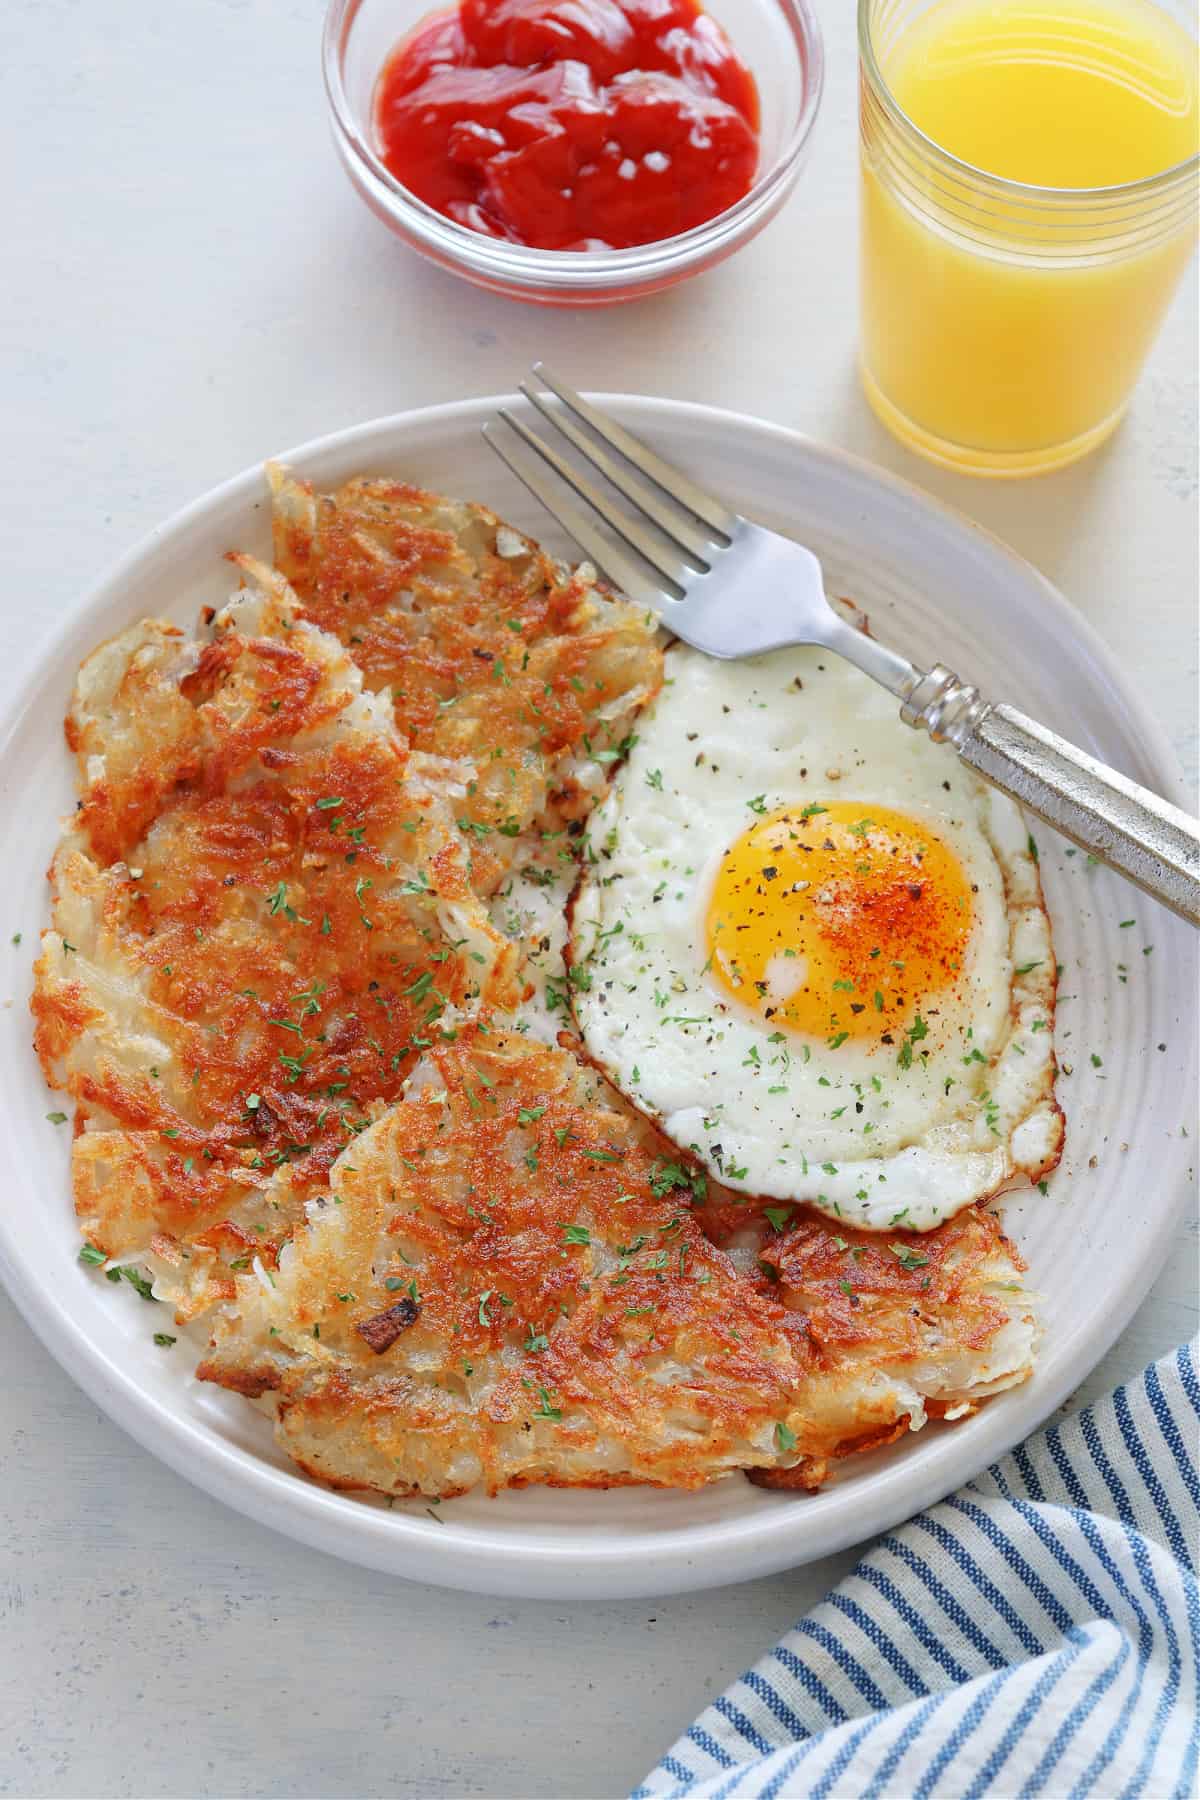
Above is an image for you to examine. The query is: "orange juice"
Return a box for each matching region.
[859,0,1199,474]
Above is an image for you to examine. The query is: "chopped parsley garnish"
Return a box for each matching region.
[105,1264,156,1301]
[593,734,637,765]
[266,882,300,920]
[897,1014,929,1070]
[649,1158,707,1203]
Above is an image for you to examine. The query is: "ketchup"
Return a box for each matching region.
[373,0,761,252]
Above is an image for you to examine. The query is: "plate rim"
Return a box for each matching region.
[0,393,1192,1601]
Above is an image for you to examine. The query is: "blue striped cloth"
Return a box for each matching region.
[637,1342,1199,1800]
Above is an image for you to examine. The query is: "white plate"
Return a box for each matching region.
[0,399,1194,1601]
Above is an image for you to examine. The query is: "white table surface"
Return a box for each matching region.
[2,3,1197,1796]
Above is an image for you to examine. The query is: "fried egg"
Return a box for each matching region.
[569,644,1063,1231]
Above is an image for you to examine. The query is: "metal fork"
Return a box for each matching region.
[483,366,1199,926]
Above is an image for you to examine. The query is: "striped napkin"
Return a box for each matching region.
[637,1342,1199,1800]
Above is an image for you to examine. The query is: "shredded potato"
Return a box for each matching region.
[35,468,1035,1495]
[198,1030,1035,1498]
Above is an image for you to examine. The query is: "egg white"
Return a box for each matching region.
[569,644,1062,1231]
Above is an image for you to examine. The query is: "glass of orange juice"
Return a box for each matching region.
[858,0,1199,476]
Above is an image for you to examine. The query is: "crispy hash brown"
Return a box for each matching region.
[33,561,524,1316]
[198,1031,814,1495]
[269,464,663,880]
[197,1031,1035,1499]
[702,1201,1037,1490]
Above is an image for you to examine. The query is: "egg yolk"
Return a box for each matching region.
[704,801,973,1043]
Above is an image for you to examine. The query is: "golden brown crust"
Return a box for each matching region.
[746,1464,828,1491]
[198,1031,1035,1499]
[719,1201,1026,1358]
[268,466,663,874]
[746,1418,913,1493]
[198,1030,814,1496]
[34,474,662,1319]
[33,563,526,1309]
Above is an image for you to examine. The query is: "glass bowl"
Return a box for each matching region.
[322,0,825,307]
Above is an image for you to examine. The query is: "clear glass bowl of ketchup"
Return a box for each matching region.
[323,0,824,306]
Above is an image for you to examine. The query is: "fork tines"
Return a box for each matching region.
[483,364,734,606]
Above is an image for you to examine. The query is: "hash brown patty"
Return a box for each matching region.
[198,1030,1036,1497]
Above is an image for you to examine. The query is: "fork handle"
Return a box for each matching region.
[900,665,1200,924]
